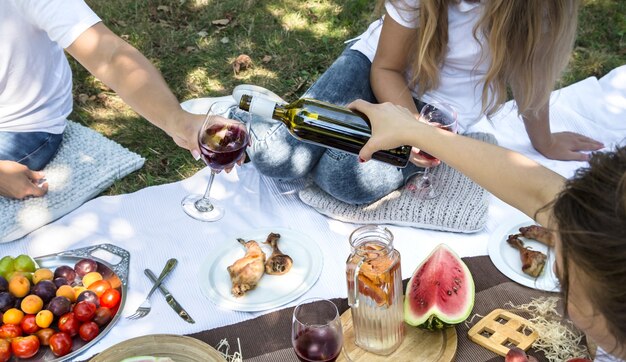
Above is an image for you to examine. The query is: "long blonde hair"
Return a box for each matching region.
[386,0,580,118]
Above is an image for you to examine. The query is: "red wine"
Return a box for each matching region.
[199,123,248,170]
[294,326,341,362]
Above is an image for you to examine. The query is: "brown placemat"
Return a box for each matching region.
[187,256,556,361]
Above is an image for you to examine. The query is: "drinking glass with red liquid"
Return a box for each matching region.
[181,101,249,222]
[409,102,458,199]
[292,298,343,362]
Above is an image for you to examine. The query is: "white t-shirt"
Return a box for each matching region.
[351,0,489,130]
[0,0,101,134]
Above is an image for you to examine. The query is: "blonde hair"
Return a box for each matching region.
[386,0,580,118]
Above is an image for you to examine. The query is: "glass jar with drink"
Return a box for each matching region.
[346,225,404,355]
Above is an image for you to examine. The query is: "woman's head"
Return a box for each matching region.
[386,0,580,118]
[551,146,626,354]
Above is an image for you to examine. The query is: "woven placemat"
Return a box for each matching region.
[299,132,496,233]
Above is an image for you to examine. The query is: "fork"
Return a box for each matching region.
[126,258,178,320]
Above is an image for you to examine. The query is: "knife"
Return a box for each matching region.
[144,268,196,324]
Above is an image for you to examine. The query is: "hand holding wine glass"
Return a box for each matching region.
[181,102,249,222]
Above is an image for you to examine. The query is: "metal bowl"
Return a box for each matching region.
[19,244,130,362]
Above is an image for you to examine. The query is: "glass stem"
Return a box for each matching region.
[194,171,216,212]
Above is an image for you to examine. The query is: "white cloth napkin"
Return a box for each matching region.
[1,66,624,360]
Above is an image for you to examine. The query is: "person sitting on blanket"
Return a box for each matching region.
[0,0,208,200]
[352,99,626,362]
[244,0,603,205]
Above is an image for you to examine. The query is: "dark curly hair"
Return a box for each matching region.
[551,146,626,354]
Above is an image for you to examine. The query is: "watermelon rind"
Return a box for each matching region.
[404,244,475,330]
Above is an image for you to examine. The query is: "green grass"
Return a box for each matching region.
[70,0,625,196]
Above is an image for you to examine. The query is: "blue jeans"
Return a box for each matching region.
[246,46,420,204]
[0,131,63,170]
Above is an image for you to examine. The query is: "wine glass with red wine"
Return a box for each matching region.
[409,102,458,199]
[181,101,249,222]
[292,298,343,362]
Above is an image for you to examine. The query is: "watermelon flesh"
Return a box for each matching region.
[404,244,475,330]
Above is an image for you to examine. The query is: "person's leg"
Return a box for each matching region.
[0,131,63,170]
[245,44,375,181]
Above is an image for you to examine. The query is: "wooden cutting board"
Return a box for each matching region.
[338,309,457,362]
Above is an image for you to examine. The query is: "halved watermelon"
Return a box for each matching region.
[404,244,475,330]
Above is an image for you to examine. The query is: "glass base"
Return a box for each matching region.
[407,172,442,200]
[181,194,225,222]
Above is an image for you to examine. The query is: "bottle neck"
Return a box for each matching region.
[239,94,281,121]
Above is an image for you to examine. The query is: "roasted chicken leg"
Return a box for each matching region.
[506,234,547,278]
[264,232,293,275]
[519,225,554,247]
[227,238,266,297]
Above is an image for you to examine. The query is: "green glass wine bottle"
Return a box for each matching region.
[238,95,411,167]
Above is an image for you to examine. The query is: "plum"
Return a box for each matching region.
[32,280,57,303]
[0,276,7,293]
[46,296,71,317]
[76,290,100,308]
[74,259,98,278]
[53,277,69,288]
[0,292,16,312]
[54,266,77,285]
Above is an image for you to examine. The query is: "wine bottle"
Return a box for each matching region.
[238,95,411,167]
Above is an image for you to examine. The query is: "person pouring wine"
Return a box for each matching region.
[350,99,626,362]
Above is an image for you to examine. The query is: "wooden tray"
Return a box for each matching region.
[337,309,457,362]
[92,334,226,362]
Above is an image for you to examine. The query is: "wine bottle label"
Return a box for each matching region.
[249,97,277,120]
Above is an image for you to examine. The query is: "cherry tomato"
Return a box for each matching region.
[92,307,113,327]
[73,301,96,322]
[11,335,40,359]
[0,323,22,339]
[49,332,72,357]
[20,314,39,334]
[99,289,120,309]
[78,321,99,342]
[57,312,79,337]
[87,280,111,298]
[0,339,10,362]
[35,327,55,346]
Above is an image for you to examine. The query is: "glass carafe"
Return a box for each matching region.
[346,225,404,355]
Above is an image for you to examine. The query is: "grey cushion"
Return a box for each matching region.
[298,132,497,233]
[0,121,145,243]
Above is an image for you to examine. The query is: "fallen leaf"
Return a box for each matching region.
[211,18,230,26]
[121,34,130,40]
[185,46,198,53]
[96,93,108,101]
[78,94,89,103]
[232,54,253,74]
[88,95,96,101]
[262,55,272,63]
[197,30,208,37]
[159,19,174,28]
[220,37,230,44]
[157,5,170,12]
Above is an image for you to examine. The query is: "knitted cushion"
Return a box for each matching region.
[0,121,145,243]
[298,132,497,233]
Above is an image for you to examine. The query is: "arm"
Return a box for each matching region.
[65,22,204,158]
[0,161,47,199]
[371,15,419,114]
[522,103,603,161]
[352,100,564,226]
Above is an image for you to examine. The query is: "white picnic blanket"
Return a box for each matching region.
[1,66,624,359]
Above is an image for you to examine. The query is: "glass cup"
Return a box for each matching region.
[181,101,249,221]
[292,298,343,362]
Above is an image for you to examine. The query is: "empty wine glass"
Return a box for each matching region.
[409,102,458,199]
[292,298,343,362]
[181,101,249,221]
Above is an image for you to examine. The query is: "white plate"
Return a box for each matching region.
[487,215,560,292]
[198,227,324,312]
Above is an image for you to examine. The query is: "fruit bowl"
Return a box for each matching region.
[22,244,129,361]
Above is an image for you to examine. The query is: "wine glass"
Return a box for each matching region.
[181,102,249,222]
[292,298,343,362]
[409,102,458,199]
